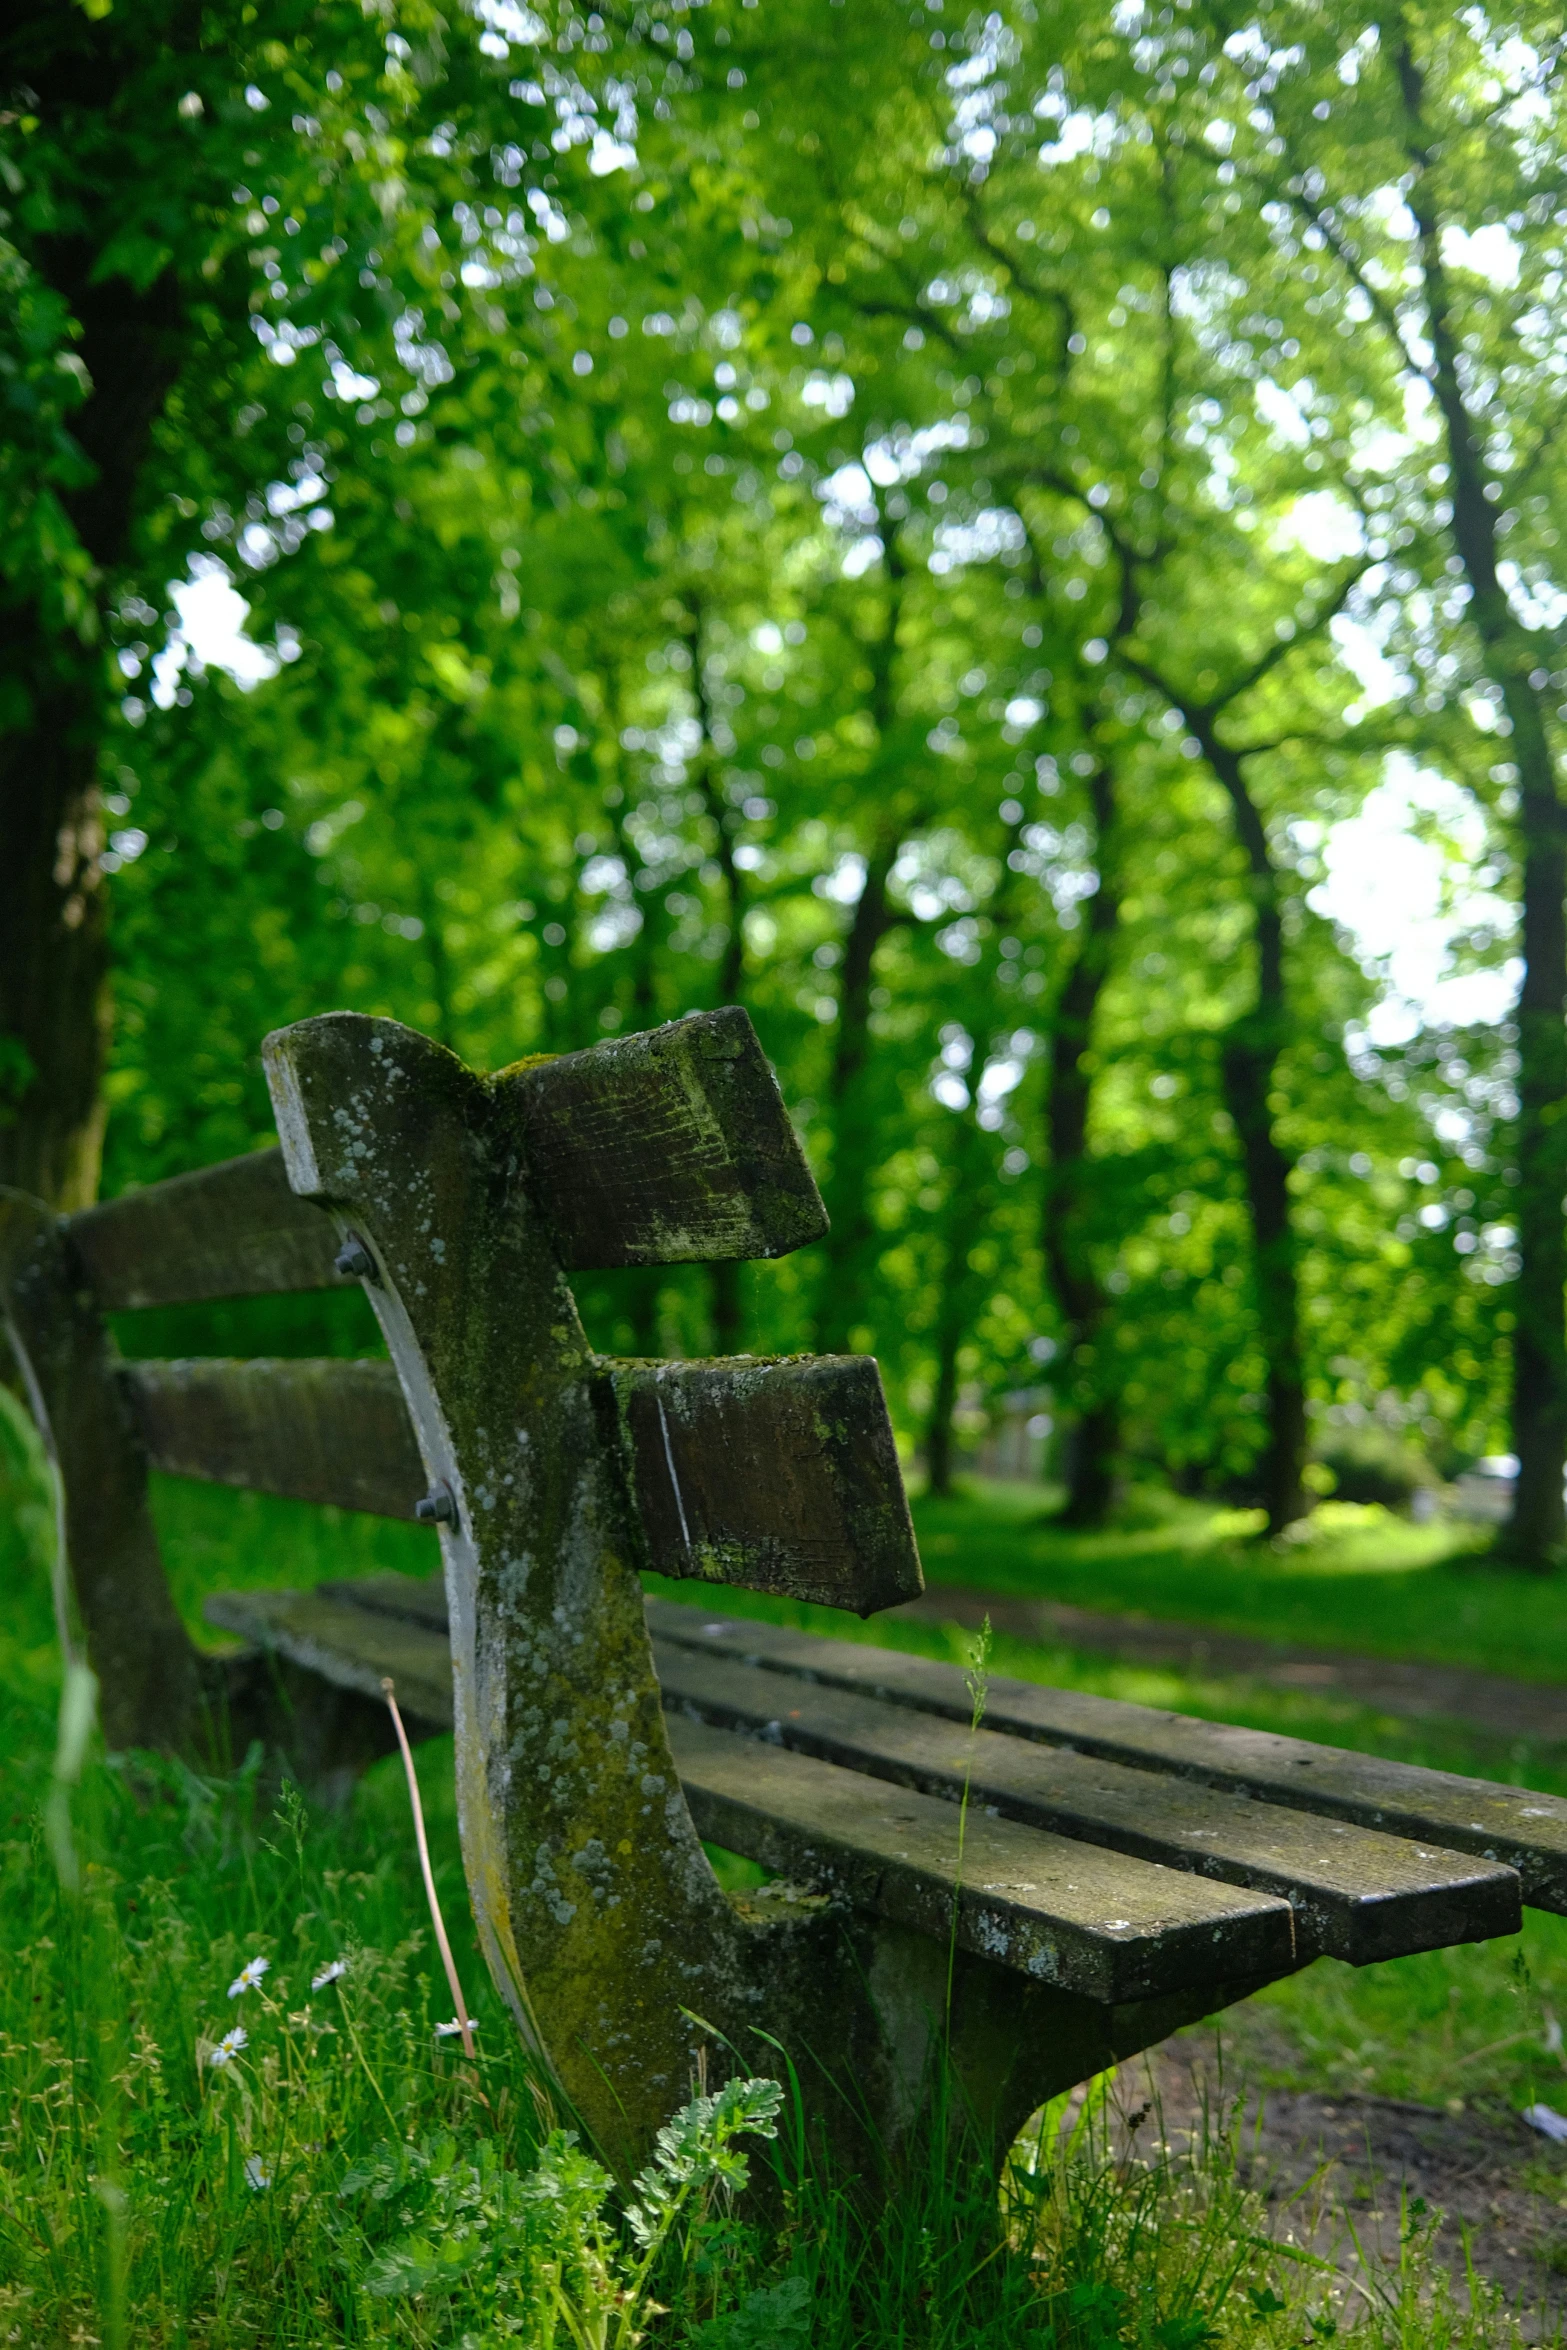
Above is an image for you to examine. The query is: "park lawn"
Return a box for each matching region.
[9,1465,1567,2305]
[909,1478,1567,1686]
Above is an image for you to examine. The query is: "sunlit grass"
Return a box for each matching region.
[909,1478,1557,1683]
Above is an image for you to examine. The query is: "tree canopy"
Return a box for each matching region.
[4,0,1565,1550]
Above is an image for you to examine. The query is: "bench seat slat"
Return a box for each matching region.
[646,1605,1567,1916]
[653,1640,1519,1965]
[202,1579,1295,2006]
[124,1359,427,1520]
[670,1715,1297,2004]
[68,1149,341,1309]
[204,1584,456,1727]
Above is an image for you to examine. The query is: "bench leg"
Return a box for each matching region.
[1,1189,210,1751]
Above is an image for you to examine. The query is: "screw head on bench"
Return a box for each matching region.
[334,1234,377,1283]
[415,1481,457,1527]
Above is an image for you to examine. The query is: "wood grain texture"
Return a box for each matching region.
[494,1007,827,1268]
[668,1715,1296,2004]
[608,1353,922,1613]
[654,1641,1519,1964]
[122,1357,429,1519]
[646,1604,1567,1915]
[67,1147,342,1309]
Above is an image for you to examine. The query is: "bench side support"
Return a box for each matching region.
[263,1014,1114,2176]
[0,1187,412,1790]
[0,1188,207,1749]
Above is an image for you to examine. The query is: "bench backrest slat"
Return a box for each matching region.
[613,1356,918,1613]
[67,1149,341,1309]
[501,1007,826,1269]
[119,1348,919,1613]
[121,1358,425,1520]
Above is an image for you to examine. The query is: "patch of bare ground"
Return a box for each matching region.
[1099,2021,1567,2340]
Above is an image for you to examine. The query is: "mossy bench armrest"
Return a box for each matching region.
[1,1003,1549,2182]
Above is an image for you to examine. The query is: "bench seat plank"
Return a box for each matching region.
[67,1149,341,1308]
[669,1717,1297,2004]
[205,1579,1293,2005]
[204,1583,455,1727]
[653,1640,1519,1965]
[646,1605,1567,1915]
[124,1359,427,1520]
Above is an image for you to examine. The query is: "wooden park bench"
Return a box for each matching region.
[4,1004,1566,2181]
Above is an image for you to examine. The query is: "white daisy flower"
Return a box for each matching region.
[209,2027,248,2068]
[434,2018,477,2039]
[311,1959,348,1991]
[243,2155,272,2190]
[228,1956,270,1999]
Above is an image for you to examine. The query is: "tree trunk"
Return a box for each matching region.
[0,224,184,1209]
[1394,32,1567,1565]
[0,677,112,1210]
[812,524,909,1355]
[925,1307,962,1498]
[1041,758,1124,1525]
[813,831,902,1353]
[684,605,749,1350]
[1192,722,1308,1535]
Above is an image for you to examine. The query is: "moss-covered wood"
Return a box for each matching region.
[495,1006,827,1269]
[609,1354,919,1612]
[0,1188,207,1747]
[654,1640,1520,1965]
[648,1606,1567,1915]
[65,1146,341,1308]
[267,1007,1278,2175]
[123,1357,427,1519]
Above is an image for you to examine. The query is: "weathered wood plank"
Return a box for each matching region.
[122,1358,429,1520]
[494,1007,827,1269]
[317,1571,451,1632]
[668,1716,1297,2004]
[0,1190,208,1749]
[67,1148,343,1309]
[608,1355,922,1614]
[646,1604,1567,1915]
[654,1641,1519,1964]
[204,1584,455,1730]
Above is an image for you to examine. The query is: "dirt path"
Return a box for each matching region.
[1114,2026,1567,2339]
[895,1585,1567,1750]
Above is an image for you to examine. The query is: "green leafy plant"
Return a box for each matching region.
[343,2075,784,2349]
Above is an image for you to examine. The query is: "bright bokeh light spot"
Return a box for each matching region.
[1312,756,1517,1045]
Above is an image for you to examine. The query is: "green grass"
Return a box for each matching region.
[910,1479,1567,1686]
[5,1439,1567,2339]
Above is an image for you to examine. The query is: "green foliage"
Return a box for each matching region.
[341,2076,781,2346]
[7,0,1551,1490]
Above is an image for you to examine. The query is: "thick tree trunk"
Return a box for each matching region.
[684,605,750,1350]
[813,529,909,1355]
[0,674,112,1210]
[1192,723,1308,1535]
[1041,759,1124,1525]
[0,222,184,1208]
[1394,34,1567,1563]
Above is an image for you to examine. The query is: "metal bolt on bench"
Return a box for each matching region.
[1,1006,1557,2184]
